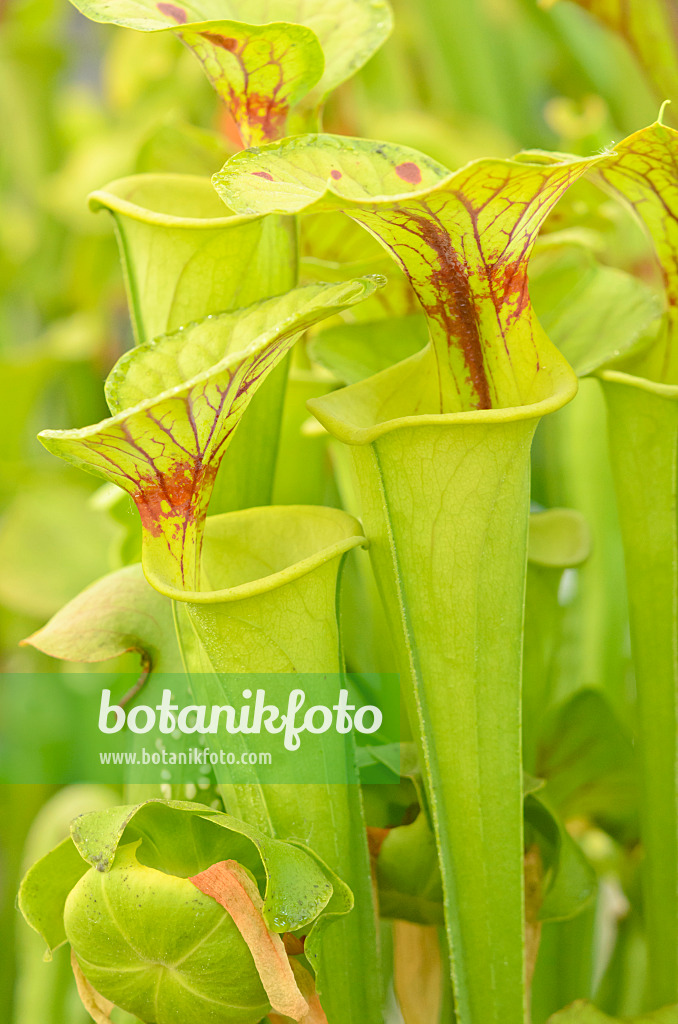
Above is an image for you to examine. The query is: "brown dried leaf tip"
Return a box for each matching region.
[189,860,314,1022]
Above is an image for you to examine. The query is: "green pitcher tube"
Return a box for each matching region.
[89,173,298,514]
[600,369,678,1009]
[308,343,578,1024]
[574,119,678,1007]
[147,503,384,1024]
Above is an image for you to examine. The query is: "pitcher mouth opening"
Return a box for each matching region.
[598,366,678,399]
[88,173,264,228]
[307,344,578,447]
[143,505,365,604]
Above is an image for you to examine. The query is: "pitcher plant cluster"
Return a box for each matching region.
[11,0,678,1023]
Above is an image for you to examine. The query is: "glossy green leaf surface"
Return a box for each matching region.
[37,280,380,590]
[17,838,91,955]
[30,802,341,951]
[67,842,270,1024]
[376,813,444,926]
[215,133,598,412]
[69,801,339,930]
[13,788,119,1024]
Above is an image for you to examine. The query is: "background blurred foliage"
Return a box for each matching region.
[0,0,672,1019]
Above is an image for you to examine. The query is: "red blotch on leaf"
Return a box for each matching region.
[200,31,238,51]
[133,460,217,539]
[232,92,289,144]
[156,1,187,23]
[252,171,275,180]
[395,162,422,185]
[330,169,343,180]
[405,210,492,410]
[490,257,530,322]
[202,41,289,144]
